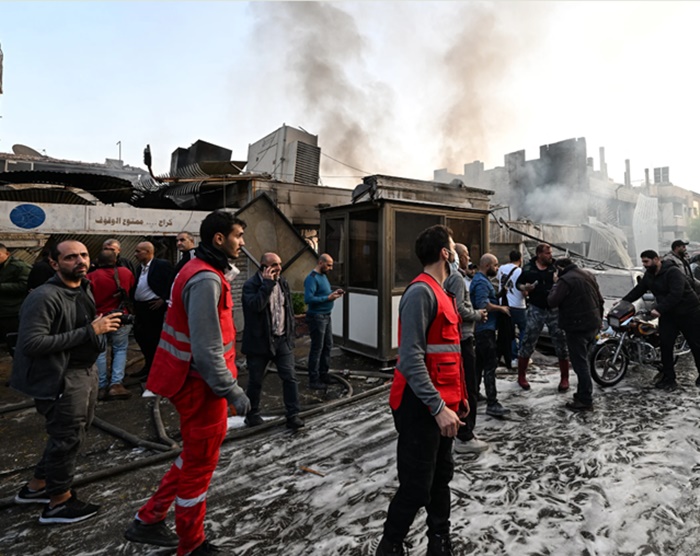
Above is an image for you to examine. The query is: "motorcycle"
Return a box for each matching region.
[589,300,690,387]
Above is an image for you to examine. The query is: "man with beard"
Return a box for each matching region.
[622,249,700,391]
[515,243,570,392]
[470,253,511,417]
[175,232,197,274]
[663,239,700,294]
[304,253,344,390]
[547,258,604,411]
[124,210,251,555]
[11,240,122,523]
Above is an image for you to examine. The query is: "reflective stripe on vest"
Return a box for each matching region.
[176,492,207,508]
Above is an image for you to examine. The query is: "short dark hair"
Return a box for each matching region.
[415,225,452,266]
[535,243,550,255]
[640,249,659,260]
[97,249,117,268]
[509,250,521,262]
[200,210,247,245]
[555,257,572,269]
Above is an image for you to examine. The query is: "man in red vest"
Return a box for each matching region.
[376,225,468,556]
[124,210,250,556]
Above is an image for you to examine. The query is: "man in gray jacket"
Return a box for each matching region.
[11,240,122,524]
[444,243,488,453]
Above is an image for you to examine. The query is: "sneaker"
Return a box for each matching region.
[124,518,178,547]
[655,378,678,391]
[286,415,305,430]
[188,540,224,555]
[107,382,132,400]
[485,403,510,417]
[375,537,408,556]
[427,533,454,556]
[38,491,100,524]
[454,436,489,454]
[244,413,264,427]
[15,483,50,505]
[141,388,156,398]
[565,399,593,412]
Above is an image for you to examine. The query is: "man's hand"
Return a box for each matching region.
[328,289,344,301]
[261,265,279,281]
[148,298,165,310]
[521,283,536,292]
[499,306,511,317]
[651,309,660,319]
[434,406,465,437]
[478,309,488,322]
[92,313,122,335]
[229,384,251,416]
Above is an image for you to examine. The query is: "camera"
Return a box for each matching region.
[108,310,135,326]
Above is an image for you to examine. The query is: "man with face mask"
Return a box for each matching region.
[470,253,511,417]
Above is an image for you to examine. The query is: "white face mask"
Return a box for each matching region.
[224,263,240,283]
[449,251,460,273]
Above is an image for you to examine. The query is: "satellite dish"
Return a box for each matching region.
[12,144,44,157]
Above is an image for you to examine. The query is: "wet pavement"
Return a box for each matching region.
[2,340,700,555]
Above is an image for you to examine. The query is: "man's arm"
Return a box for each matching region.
[621,277,648,304]
[0,260,30,295]
[242,276,275,313]
[444,272,481,323]
[654,268,686,314]
[547,279,569,308]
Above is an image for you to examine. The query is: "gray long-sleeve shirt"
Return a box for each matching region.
[444,268,482,339]
[397,281,446,416]
[182,271,241,405]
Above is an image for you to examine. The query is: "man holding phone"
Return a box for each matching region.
[241,253,304,430]
[304,253,344,390]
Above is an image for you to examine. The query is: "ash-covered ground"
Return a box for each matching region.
[2,340,700,556]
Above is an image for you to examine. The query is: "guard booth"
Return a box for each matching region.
[320,198,489,363]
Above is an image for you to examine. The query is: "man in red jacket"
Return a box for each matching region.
[87,249,136,400]
[124,210,250,556]
[376,225,467,556]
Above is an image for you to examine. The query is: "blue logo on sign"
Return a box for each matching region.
[10,204,46,229]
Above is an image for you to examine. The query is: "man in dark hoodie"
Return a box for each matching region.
[548,258,604,411]
[622,249,700,390]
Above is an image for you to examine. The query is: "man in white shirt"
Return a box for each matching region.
[496,251,527,368]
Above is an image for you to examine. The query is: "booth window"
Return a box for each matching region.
[349,210,379,289]
[447,218,483,263]
[394,212,440,289]
[324,217,345,286]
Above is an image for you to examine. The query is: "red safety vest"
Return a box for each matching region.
[389,273,466,413]
[146,258,237,398]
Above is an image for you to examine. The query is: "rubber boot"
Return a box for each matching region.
[558,359,570,392]
[517,356,530,390]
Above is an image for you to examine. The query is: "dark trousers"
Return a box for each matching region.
[306,313,332,383]
[565,330,597,406]
[475,329,499,405]
[246,336,300,418]
[382,386,454,544]
[0,315,19,348]
[659,310,700,381]
[34,366,98,496]
[457,336,477,442]
[134,300,167,373]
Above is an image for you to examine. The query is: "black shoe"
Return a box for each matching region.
[286,415,305,430]
[15,483,50,505]
[244,413,264,427]
[655,378,678,391]
[124,519,178,547]
[485,403,510,417]
[565,399,593,412]
[320,374,333,384]
[375,537,407,556]
[189,540,223,555]
[38,491,100,524]
[427,533,454,556]
[309,382,327,391]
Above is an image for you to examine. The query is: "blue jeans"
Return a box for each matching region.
[96,324,132,388]
[306,313,332,383]
[510,307,527,358]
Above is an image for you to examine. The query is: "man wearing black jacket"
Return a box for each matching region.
[241,252,303,430]
[622,249,700,390]
[548,259,604,411]
[132,242,175,382]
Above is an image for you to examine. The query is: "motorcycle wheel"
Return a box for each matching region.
[590,340,629,387]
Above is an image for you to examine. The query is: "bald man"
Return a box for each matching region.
[132,242,175,382]
[101,238,137,276]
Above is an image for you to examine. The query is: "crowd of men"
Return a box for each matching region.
[4,221,700,555]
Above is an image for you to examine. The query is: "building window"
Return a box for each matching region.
[394,212,441,289]
[349,210,379,289]
[323,217,345,286]
[446,218,483,263]
[673,202,683,217]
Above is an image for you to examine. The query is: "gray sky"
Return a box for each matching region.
[1,1,698,191]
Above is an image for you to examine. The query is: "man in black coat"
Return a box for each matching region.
[132,242,175,382]
[241,252,304,430]
[548,259,604,411]
[622,249,700,391]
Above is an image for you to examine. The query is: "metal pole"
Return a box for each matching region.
[116,140,122,161]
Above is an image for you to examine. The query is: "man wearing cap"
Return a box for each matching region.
[663,240,700,295]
